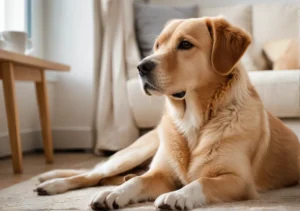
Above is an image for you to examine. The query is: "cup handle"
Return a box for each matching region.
[26,39,34,55]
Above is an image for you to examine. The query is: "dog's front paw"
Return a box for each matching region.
[90,189,132,210]
[154,192,201,210]
[154,181,206,210]
[34,178,69,195]
[90,177,143,210]
[37,170,63,183]
[154,191,192,210]
[38,173,51,183]
[154,183,205,210]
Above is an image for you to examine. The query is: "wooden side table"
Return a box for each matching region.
[0,49,70,174]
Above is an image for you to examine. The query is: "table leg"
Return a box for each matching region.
[35,70,54,163]
[2,62,23,174]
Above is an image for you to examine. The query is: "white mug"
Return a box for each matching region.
[0,31,34,54]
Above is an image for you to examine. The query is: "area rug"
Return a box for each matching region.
[0,176,300,210]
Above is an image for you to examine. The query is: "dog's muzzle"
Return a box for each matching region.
[143,82,159,96]
[172,91,186,99]
[137,60,156,77]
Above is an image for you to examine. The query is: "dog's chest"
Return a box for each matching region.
[172,105,201,150]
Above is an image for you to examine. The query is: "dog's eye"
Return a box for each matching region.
[156,42,159,49]
[177,40,194,50]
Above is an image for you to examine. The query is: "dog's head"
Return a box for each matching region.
[137,17,251,99]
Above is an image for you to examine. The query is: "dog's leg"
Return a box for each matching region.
[89,137,180,210]
[99,167,147,186]
[38,169,88,182]
[89,169,176,210]
[35,130,159,195]
[154,174,258,210]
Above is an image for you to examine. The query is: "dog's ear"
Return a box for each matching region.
[206,17,251,75]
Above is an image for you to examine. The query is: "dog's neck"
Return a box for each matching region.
[165,64,251,149]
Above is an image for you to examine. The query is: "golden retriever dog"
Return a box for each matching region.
[35,17,300,210]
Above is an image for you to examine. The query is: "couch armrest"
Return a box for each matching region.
[249,70,300,118]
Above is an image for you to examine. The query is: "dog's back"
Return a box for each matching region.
[254,112,300,191]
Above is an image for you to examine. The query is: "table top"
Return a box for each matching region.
[0,49,70,71]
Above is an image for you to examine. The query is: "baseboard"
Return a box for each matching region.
[0,128,93,157]
[51,128,93,149]
[0,131,41,157]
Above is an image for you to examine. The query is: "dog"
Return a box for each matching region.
[34,17,300,210]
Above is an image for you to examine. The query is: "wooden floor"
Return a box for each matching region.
[0,152,103,190]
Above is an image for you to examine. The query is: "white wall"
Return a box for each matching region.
[0,0,55,157]
[43,0,95,148]
[1,0,96,156]
[31,0,44,59]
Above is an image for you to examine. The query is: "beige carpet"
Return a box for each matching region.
[0,177,300,211]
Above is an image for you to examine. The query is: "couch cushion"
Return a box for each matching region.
[134,3,198,58]
[127,71,300,128]
[199,4,252,35]
[251,3,298,70]
[249,70,300,117]
[263,39,300,70]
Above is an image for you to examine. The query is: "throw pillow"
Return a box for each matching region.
[263,39,299,70]
[252,4,298,70]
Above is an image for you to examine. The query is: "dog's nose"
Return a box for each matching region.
[137,60,156,76]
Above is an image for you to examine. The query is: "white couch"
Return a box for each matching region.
[126,1,300,136]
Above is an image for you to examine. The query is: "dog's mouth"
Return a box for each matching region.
[143,83,159,96]
[171,91,186,99]
[143,82,186,99]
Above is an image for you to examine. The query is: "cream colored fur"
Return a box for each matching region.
[35,17,300,211]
